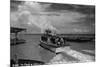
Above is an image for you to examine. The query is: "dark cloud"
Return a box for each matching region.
[45,2,95,14]
[10,0,24,11]
[10,1,95,34]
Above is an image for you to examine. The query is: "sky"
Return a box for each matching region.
[10,1,95,34]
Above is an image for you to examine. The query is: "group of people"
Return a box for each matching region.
[40,29,65,47]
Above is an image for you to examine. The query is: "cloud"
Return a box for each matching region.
[11,1,58,33]
[10,1,95,34]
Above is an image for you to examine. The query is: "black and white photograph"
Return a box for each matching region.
[10,0,95,67]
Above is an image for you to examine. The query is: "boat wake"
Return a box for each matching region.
[47,47,95,64]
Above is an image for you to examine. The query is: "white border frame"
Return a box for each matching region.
[0,0,97,67]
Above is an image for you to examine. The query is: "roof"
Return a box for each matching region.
[10,27,26,33]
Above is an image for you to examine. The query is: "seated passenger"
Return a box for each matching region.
[50,35,57,44]
[41,29,52,42]
[41,35,48,42]
[55,37,65,47]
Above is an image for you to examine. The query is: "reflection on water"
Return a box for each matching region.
[11,34,95,64]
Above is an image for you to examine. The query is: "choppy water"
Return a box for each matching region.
[11,34,95,63]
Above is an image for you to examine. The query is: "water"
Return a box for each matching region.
[11,34,95,63]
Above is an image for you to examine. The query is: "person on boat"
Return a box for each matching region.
[54,37,63,47]
[41,29,65,47]
[40,29,52,43]
[50,32,57,44]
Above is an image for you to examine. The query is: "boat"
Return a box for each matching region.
[38,35,70,53]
